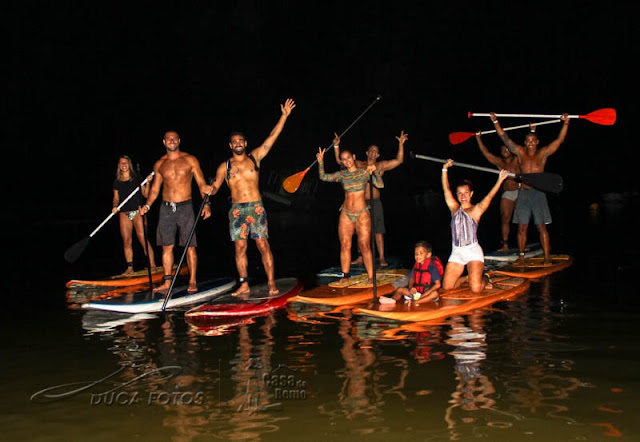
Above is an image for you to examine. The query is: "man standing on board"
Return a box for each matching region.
[206,98,296,297]
[139,131,212,293]
[491,112,569,265]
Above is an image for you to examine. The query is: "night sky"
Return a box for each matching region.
[7,1,634,222]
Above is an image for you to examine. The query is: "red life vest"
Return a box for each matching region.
[412,256,444,292]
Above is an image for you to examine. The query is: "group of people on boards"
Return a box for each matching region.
[110,97,570,304]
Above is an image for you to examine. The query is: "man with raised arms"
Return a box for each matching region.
[206,98,296,297]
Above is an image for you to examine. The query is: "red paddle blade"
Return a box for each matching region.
[282,168,309,193]
[581,108,616,125]
[449,132,475,145]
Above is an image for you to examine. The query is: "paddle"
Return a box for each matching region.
[449,119,562,145]
[369,174,377,301]
[467,108,616,126]
[64,172,155,263]
[137,164,154,290]
[161,182,214,311]
[412,153,564,193]
[282,95,382,193]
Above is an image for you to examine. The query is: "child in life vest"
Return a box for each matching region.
[380,240,444,304]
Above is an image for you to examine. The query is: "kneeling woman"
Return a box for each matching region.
[441,159,509,294]
[317,147,383,282]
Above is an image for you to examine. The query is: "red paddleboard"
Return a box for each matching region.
[185,277,303,326]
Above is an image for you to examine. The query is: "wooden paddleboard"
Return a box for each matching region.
[185,277,303,322]
[66,265,188,288]
[81,277,235,313]
[490,255,573,278]
[315,255,404,286]
[484,243,543,262]
[353,275,530,322]
[288,269,409,306]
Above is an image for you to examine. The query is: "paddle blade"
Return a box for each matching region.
[448,132,475,145]
[517,173,564,193]
[64,236,90,263]
[282,169,309,193]
[581,108,616,125]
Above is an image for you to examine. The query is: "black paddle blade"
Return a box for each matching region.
[517,172,564,193]
[64,236,90,263]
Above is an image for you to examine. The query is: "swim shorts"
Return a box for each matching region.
[229,201,269,241]
[156,200,197,247]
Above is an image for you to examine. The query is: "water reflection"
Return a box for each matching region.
[68,270,629,441]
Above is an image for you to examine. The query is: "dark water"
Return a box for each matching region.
[4,187,640,441]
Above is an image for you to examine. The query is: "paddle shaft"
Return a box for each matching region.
[89,172,155,238]
[478,119,561,136]
[414,154,509,177]
[305,95,382,170]
[470,112,577,119]
[161,184,213,311]
[369,174,377,300]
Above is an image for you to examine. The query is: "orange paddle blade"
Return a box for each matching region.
[448,131,475,145]
[282,168,309,193]
[581,108,616,125]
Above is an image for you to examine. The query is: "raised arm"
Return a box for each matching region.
[475,133,503,168]
[540,113,570,157]
[441,159,458,213]
[317,148,341,182]
[473,169,510,216]
[377,130,406,172]
[491,112,522,156]
[332,133,341,164]
[251,98,296,162]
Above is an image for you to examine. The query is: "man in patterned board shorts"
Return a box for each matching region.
[206,98,296,297]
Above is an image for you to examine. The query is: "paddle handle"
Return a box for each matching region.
[414,154,515,178]
[306,95,382,170]
[469,112,577,119]
[89,172,155,238]
[479,119,561,136]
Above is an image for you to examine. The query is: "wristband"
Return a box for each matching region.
[333,145,339,149]
[441,168,448,172]
[492,119,499,124]
[144,204,150,210]
[205,202,211,207]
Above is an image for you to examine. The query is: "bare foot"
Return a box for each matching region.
[153,281,171,293]
[498,244,509,252]
[351,256,363,265]
[268,287,280,296]
[543,258,553,266]
[187,283,198,294]
[123,267,134,275]
[231,283,251,298]
[379,259,389,267]
[514,256,526,267]
[150,266,158,273]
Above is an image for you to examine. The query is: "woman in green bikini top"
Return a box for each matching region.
[317,147,383,283]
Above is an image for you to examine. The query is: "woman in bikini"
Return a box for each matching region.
[441,159,509,294]
[112,155,157,275]
[317,147,383,283]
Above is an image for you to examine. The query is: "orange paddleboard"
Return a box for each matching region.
[490,255,573,278]
[66,265,189,288]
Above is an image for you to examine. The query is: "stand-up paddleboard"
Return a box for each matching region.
[82,277,236,313]
[185,277,303,324]
[66,284,153,307]
[66,265,188,288]
[490,255,573,278]
[315,255,404,285]
[484,243,543,262]
[353,275,530,322]
[288,269,409,306]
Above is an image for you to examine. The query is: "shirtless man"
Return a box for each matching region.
[475,133,521,251]
[139,131,211,293]
[207,98,296,296]
[491,112,570,265]
[333,131,406,266]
